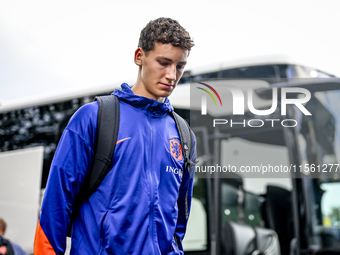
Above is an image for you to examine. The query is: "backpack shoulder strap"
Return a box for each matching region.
[84,95,120,200]
[170,111,196,173]
[69,95,119,237]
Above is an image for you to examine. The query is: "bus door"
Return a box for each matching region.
[214,110,293,255]
[279,80,340,255]
[190,79,294,255]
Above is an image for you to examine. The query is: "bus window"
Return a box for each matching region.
[193,71,219,82]
[220,65,278,80]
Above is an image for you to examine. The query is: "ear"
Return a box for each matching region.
[134,47,144,66]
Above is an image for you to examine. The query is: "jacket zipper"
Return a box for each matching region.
[148,115,156,254]
[174,234,180,250]
[185,184,189,220]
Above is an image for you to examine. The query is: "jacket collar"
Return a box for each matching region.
[112,83,174,116]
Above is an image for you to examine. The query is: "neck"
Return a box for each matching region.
[132,78,165,103]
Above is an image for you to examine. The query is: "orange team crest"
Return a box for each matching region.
[170,139,183,161]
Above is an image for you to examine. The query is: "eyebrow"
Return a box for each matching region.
[156,56,187,65]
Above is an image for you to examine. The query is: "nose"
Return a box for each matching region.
[165,65,176,82]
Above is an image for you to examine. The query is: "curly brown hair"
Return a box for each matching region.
[0,218,7,234]
[138,17,194,54]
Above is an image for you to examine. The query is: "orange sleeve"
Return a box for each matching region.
[34,220,56,255]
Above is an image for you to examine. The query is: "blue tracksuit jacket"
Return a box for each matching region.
[34,83,196,254]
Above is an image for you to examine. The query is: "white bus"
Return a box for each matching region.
[1,57,339,254]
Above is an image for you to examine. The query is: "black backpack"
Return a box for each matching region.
[69,95,196,236]
[0,237,14,255]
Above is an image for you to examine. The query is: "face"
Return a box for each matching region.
[133,42,188,102]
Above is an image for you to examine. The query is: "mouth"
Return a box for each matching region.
[160,83,174,89]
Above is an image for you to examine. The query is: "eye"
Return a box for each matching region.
[159,61,168,66]
[177,65,185,70]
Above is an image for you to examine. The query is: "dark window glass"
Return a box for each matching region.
[220,65,277,79]
[193,71,219,82]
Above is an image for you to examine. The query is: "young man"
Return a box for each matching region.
[34,17,196,254]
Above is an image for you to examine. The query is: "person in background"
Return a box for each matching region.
[0,218,28,255]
